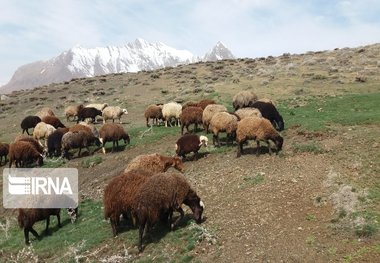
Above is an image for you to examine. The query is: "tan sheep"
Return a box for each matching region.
[235,108,262,120]
[85,103,108,111]
[124,153,185,173]
[102,106,128,124]
[202,104,227,133]
[232,91,258,110]
[35,107,55,119]
[210,112,239,146]
[64,104,84,121]
[33,122,56,147]
[257,98,275,105]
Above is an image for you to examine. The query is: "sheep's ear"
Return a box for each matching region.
[200,200,205,209]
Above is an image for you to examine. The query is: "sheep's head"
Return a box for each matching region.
[275,135,284,152]
[172,157,185,173]
[184,190,204,224]
[37,154,44,167]
[67,207,78,223]
[122,108,128,115]
[199,135,208,147]
[122,134,130,145]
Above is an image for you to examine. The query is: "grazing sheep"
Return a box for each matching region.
[103,169,154,237]
[258,98,275,105]
[33,122,56,147]
[183,99,215,110]
[251,101,284,131]
[99,123,130,154]
[77,107,102,123]
[47,128,70,157]
[35,107,55,119]
[20,116,41,135]
[235,108,262,120]
[232,91,258,110]
[70,122,99,137]
[180,106,203,135]
[210,112,239,147]
[135,172,204,252]
[124,153,185,173]
[236,117,284,157]
[0,142,9,165]
[16,136,44,155]
[64,104,84,121]
[85,103,108,111]
[102,106,128,124]
[175,134,208,160]
[144,104,163,127]
[202,104,227,133]
[61,131,101,159]
[42,116,66,129]
[162,102,182,127]
[8,141,44,168]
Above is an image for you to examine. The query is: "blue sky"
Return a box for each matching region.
[1,0,380,85]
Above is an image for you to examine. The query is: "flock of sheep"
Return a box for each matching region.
[0,90,285,252]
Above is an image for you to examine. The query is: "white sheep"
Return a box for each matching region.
[85,103,108,111]
[102,106,128,124]
[162,102,182,127]
[33,122,56,147]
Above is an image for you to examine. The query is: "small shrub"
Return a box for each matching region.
[292,142,324,154]
[81,156,102,168]
[355,223,377,237]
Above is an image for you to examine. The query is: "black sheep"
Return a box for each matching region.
[47,128,69,157]
[251,101,284,131]
[77,107,102,123]
[175,134,208,160]
[20,116,41,135]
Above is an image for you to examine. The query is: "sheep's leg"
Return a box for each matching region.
[194,123,198,133]
[237,141,243,157]
[181,124,185,135]
[57,213,61,228]
[212,134,217,146]
[256,141,261,156]
[146,118,150,127]
[24,228,30,245]
[267,140,272,155]
[78,147,82,157]
[44,217,50,234]
[29,226,40,240]
[171,207,184,230]
[111,141,115,152]
[110,216,118,237]
[138,219,147,252]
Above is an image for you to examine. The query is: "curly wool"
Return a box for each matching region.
[232,91,258,110]
[125,153,184,173]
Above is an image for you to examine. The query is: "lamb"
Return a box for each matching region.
[162,102,182,127]
[251,101,284,131]
[64,104,84,121]
[232,90,258,110]
[20,116,41,135]
[77,107,102,123]
[35,107,55,119]
[0,142,9,165]
[175,134,208,160]
[180,106,203,135]
[61,131,101,159]
[103,169,154,237]
[85,103,108,111]
[135,172,204,252]
[124,153,185,173]
[144,104,163,127]
[42,115,66,129]
[8,141,44,167]
[102,106,128,124]
[236,116,284,157]
[209,112,239,147]
[99,123,130,154]
[202,104,227,133]
[33,122,56,147]
[234,108,262,120]
[47,128,70,157]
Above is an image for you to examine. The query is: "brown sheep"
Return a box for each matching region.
[144,104,163,127]
[175,134,208,161]
[8,141,44,168]
[61,131,101,159]
[180,106,203,135]
[202,104,227,133]
[236,117,284,157]
[135,172,204,252]
[64,104,84,121]
[69,123,94,136]
[99,123,130,154]
[16,136,44,154]
[103,169,154,237]
[124,153,185,173]
[42,116,66,129]
[234,108,262,120]
[0,142,9,165]
[209,112,239,147]
[197,99,215,110]
[35,107,55,119]
[232,90,258,110]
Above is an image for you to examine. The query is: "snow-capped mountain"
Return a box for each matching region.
[0,39,234,93]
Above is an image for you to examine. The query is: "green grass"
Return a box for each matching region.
[240,172,265,189]
[280,92,380,131]
[80,155,103,168]
[128,125,181,147]
[291,142,325,154]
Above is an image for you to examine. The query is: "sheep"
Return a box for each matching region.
[47,128,70,157]
[251,101,284,131]
[20,116,41,135]
[135,172,204,252]
[35,107,55,119]
[61,131,101,159]
[182,99,215,110]
[103,169,154,237]
[33,122,56,147]
[64,104,84,121]
[180,106,203,135]
[175,134,208,160]
[99,123,130,154]
[144,104,163,127]
[232,90,258,110]
[236,116,284,157]
[42,116,66,129]
[162,102,182,127]
[102,106,128,124]
[85,103,108,111]
[209,112,239,147]
[77,107,102,123]
[202,104,227,133]
[16,135,44,155]
[70,122,99,137]
[124,153,185,173]
[235,108,262,120]
[8,141,44,168]
[0,142,9,165]
[258,98,275,105]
